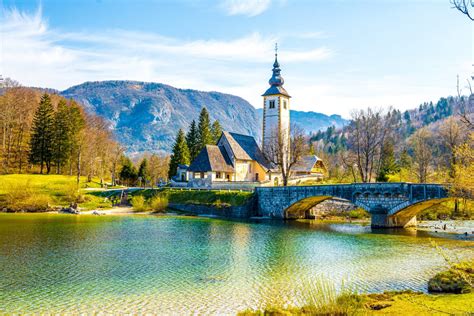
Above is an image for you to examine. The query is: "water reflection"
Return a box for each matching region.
[0,214,472,314]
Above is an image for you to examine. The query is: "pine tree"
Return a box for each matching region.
[29,94,55,174]
[168,129,190,179]
[376,140,399,182]
[137,158,150,187]
[66,100,86,178]
[119,156,137,186]
[52,99,72,174]
[211,120,222,143]
[399,148,412,169]
[186,120,199,160]
[197,107,213,150]
[309,143,315,155]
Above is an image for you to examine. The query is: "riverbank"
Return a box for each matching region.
[241,259,474,315]
[0,174,117,212]
[418,220,474,235]
[239,291,474,315]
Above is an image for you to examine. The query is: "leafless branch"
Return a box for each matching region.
[451,0,474,21]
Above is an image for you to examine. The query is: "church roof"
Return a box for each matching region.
[262,85,290,97]
[221,131,272,170]
[188,145,234,173]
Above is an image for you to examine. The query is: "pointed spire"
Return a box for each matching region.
[269,42,284,86]
[273,43,279,68]
[262,43,290,97]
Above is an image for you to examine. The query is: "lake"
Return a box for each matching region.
[0,213,472,314]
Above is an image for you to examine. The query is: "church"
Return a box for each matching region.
[174,50,325,188]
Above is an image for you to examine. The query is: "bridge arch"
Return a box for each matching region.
[389,198,451,218]
[283,196,378,219]
[256,183,449,228]
[284,196,333,219]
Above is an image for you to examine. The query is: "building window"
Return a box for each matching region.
[269,100,275,109]
[216,172,221,179]
[283,100,287,109]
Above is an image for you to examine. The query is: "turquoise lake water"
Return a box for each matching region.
[0,213,473,314]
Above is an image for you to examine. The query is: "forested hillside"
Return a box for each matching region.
[0,79,122,183]
[308,94,473,215]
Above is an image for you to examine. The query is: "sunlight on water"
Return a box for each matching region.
[0,214,472,314]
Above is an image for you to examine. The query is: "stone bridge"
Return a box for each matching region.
[255,183,449,228]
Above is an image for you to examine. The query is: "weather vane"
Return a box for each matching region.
[275,43,278,55]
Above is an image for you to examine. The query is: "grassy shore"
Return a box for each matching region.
[239,291,474,315]
[0,174,115,211]
[0,174,255,212]
[129,188,254,207]
[240,259,474,315]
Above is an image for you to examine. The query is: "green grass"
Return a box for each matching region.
[0,174,113,211]
[240,290,474,315]
[130,188,254,207]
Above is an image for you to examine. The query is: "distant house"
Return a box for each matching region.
[291,155,326,178]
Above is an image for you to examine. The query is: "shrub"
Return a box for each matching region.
[64,183,81,203]
[348,208,370,219]
[21,194,52,212]
[239,277,362,315]
[3,180,52,212]
[428,261,474,294]
[5,180,32,208]
[149,195,168,213]
[131,195,147,212]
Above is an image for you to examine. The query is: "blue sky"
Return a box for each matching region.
[1,0,472,117]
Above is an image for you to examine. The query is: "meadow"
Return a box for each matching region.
[0,174,113,211]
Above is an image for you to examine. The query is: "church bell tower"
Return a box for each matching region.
[262,44,291,165]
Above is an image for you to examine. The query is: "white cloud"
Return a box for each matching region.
[2,7,463,118]
[0,7,331,95]
[221,0,271,17]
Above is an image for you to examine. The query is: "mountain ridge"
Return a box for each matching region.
[60,80,347,153]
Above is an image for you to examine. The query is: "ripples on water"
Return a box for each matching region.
[0,214,472,314]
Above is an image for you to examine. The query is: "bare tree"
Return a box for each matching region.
[409,127,433,183]
[346,108,393,182]
[339,150,359,183]
[451,0,474,21]
[439,116,466,177]
[263,125,306,186]
[149,153,170,187]
[457,76,474,130]
[110,143,125,186]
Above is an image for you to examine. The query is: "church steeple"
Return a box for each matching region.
[261,44,291,171]
[262,43,290,97]
[269,44,284,86]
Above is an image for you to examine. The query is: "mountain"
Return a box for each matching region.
[61,80,347,153]
[61,81,260,153]
[256,109,347,135]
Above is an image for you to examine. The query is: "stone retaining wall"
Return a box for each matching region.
[168,196,257,219]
